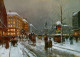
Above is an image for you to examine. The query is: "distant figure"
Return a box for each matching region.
[75,36,78,42]
[11,36,18,47]
[19,36,21,41]
[44,34,48,42]
[26,33,28,40]
[31,31,34,36]
[48,38,52,51]
[28,33,32,44]
[70,35,73,45]
[44,34,48,50]
[32,34,36,46]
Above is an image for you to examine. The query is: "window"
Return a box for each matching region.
[13,19,15,21]
[13,21,15,24]
[11,22,12,24]
[13,33,15,35]
[11,29,15,31]
[11,19,12,21]
[8,22,10,24]
[8,19,10,21]
[17,32,19,35]
[11,25,12,27]
[13,25,15,27]
[8,29,10,31]
[8,25,11,27]
[8,33,10,35]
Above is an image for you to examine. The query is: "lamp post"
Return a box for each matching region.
[60,4,63,43]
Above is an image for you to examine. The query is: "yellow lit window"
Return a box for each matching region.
[13,33,15,35]
[13,19,15,21]
[8,29,10,31]
[11,29,15,31]
[11,25,12,27]
[8,22,10,24]
[8,25,11,27]
[13,25,15,27]
[8,33,10,35]
[13,22,15,24]
[17,19,18,22]
[11,22,12,24]
[13,29,15,31]
[17,32,19,35]
[8,19,10,21]
[11,33,13,35]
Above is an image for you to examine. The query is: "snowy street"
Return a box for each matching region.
[21,37,80,57]
[0,37,80,57]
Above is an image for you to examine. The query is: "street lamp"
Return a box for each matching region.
[60,4,63,43]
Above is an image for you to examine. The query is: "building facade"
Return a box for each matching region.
[72,11,80,29]
[72,11,80,36]
[7,12,23,36]
[0,0,7,36]
[22,19,29,33]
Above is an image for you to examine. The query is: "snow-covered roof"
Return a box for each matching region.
[30,24,33,26]
[23,19,28,23]
[56,21,61,25]
[62,25,68,26]
[73,12,78,16]
[7,12,19,16]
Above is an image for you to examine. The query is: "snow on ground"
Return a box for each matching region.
[0,46,9,57]
[0,41,36,57]
[10,43,23,57]
[52,39,80,52]
[0,43,23,57]
[0,37,80,57]
[35,37,80,57]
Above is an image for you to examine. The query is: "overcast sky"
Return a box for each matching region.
[4,0,80,30]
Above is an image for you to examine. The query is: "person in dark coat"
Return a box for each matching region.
[48,38,52,51]
[28,33,32,44]
[5,36,9,49]
[44,34,48,50]
[45,40,48,50]
[32,34,36,46]
[70,35,73,45]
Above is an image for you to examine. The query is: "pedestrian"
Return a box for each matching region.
[44,34,48,42]
[70,35,73,45]
[32,34,36,46]
[75,36,78,42]
[26,33,28,41]
[45,40,48,50]
[19,35,21,41]
[28,33,31,44]
[5,36,9,49]
[44,34,48,50]
[48,38,52,52]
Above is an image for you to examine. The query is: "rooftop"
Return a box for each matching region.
[7,12,20,16]
[23,19,28,23]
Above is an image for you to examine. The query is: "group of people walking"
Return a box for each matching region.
[0,35,18,49]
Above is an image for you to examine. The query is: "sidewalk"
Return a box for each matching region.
[0,43,23,57]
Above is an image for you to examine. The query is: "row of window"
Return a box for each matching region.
[8,15,21,19]
[8,21,15,24]
[8,25,15,27]
[8,29,20,31]
[8,29,15,31]
[8,32,20,35]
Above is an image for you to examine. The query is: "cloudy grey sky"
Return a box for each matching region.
[4,0,80,30]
